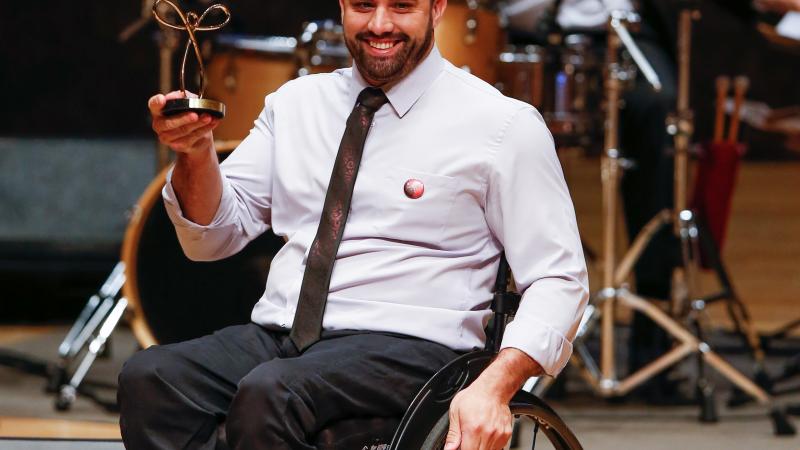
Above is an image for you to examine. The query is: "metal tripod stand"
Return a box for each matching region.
[49,262,129,411]
[532,7,794,436]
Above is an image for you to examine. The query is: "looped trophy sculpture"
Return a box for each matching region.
[152,0,231,118]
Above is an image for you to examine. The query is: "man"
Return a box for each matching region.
[118,0,588,448]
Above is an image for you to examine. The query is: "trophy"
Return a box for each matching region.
[152,0,231,118]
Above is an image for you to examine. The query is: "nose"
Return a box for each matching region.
[367,6,395,36]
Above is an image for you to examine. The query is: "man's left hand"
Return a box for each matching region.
[444,348,543,450]
[444,379,513,450]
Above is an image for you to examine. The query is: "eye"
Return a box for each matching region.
[395,2,413,10]
[355,1,374,9]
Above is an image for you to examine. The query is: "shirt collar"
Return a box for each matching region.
[348,45,444,118]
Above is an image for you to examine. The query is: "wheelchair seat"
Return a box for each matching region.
[315,417,399,450]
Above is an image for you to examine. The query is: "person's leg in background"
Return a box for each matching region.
[619,36,679,400]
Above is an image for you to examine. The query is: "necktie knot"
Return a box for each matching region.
[357,87,388,113]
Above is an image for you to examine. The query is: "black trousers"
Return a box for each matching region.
[118,323,458,450]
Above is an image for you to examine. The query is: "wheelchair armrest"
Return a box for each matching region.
[492,291,521,315]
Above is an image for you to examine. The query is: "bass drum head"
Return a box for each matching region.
[122,168,285,347]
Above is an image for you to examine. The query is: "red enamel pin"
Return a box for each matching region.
[404,179,424,199]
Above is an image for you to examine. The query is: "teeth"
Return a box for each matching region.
[369,41,395,50]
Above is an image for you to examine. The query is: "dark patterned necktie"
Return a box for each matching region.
[290,87,388,352]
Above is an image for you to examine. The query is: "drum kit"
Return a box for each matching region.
[47,0,797,435]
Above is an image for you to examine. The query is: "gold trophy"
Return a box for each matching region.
[152,0,231,118]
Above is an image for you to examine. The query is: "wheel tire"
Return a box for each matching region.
[420,401,582,450]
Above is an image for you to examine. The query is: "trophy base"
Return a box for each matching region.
[162,98,226,119]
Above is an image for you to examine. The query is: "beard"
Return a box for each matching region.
[345,17,434,85]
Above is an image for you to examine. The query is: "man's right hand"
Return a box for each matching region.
[754,0,800,13]
[149,91,221,155]
[149,91,225,225]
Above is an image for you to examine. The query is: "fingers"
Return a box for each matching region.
[451,402,512,450]
[444,408,462,450]
[148,91,199,117]
[159,114,215,140]
[148,94,167,117]
[160,120,219,152]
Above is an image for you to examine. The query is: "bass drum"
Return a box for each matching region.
[206,23,350,144]
[121,160,285,348]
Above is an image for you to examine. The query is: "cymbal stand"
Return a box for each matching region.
[553,9,794,435]
[156,12,181,172]
[118,0,179,173]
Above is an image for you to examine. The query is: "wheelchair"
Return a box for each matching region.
[313,255,583,450]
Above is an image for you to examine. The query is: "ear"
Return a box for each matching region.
[431,0,447,28]
[339,0,346,23]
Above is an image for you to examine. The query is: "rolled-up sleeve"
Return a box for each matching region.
[162,93,277,261]
[485,106,589,376]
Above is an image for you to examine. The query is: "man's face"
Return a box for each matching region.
[339,0,447,86]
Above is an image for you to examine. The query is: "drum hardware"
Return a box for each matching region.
[437,0,503,83]
[497,33,628,150]
[117,0,181,172]
[295,20,350,77]
[154,12,182,172]
[46,262,128,411]
[464,0,480,44]
[526,7,795,435]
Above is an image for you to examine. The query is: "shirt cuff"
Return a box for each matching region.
[499,315,573,377]
[161,166,236,235]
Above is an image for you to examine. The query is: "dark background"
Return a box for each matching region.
[0,0,797,322]
[1,1,797,141]
[0,0,342,138]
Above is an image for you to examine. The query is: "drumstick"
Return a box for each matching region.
[728,76,750,143]
[714,75,730,143]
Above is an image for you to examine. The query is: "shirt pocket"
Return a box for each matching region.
[358,166,459,246]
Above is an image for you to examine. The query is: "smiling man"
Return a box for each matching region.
[118,1,588,449]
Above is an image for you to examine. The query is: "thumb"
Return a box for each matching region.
[148,94,166,116]
[444,410,461,450]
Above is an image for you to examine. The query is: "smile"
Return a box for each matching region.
[366,40,401,51]
[370,41,395,49]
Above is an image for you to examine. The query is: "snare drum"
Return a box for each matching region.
[436,0,503,84]
[122,156,285,347]
[206,22,350,143]
[496,45,545,108]
[497,34,635,148]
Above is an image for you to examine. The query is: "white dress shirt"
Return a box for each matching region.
[162,46,589,376]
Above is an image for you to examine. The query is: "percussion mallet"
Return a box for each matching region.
[728,76,750,143]
[714,75,730,143]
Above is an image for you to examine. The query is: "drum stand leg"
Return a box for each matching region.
[53,262,127,412]
[56,297,128,412]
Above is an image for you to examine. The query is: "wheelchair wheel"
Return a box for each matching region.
[420,399,583,450]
